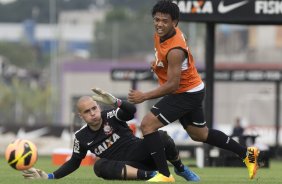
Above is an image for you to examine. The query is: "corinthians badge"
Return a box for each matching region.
[103,122,113,135]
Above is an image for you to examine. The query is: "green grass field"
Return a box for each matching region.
[1,156,282,184]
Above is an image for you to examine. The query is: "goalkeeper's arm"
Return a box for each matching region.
[49,155,82,179]
[22,155,81,179]
[91,87,136,121]
[115,100,136,121]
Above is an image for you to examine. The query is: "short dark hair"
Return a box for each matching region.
[152,0,180,21]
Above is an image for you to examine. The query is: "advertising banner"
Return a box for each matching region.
[174,0,282,24]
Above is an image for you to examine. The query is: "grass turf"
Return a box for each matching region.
[1,156,282,184]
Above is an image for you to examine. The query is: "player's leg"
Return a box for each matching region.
[93,158,156,180]
[182,90,259,179]
[159,130,200,181]
[141,94,190,182]
[124,131,197,182]
[185,125,259,179]
[143,92,206,182]
[140,112,172,180]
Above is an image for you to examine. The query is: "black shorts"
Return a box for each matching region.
[151,89,206,128]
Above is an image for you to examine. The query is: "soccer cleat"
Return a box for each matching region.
[147,172,175,182]
[243,146,260,179]
[174,166,200,182]
[148,171,158,179]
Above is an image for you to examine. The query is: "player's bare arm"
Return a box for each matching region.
[128,48,185,104]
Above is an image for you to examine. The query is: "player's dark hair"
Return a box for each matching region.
[152,0,180,21]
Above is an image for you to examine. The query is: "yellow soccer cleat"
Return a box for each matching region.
[243,146,260,179]
[147,172,175,182]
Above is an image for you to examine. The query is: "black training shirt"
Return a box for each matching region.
[53,101,141,178]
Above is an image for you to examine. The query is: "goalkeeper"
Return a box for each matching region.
[22,88,199,181]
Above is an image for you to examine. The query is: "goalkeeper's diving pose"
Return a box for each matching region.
[22,88,199,181]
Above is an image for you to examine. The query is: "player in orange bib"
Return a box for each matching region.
[153,26,202,94]
[128,0,259,182]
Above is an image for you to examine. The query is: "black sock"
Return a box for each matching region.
[204,129,247,159]
[170,159,184,172]
[143,131,170,177]
[137,170,156,180]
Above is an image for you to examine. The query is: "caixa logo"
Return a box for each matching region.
[174,0,213,14]
[255,1,282,14]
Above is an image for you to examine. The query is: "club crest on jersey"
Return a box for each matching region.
[157,61,164,68]
[103,122,113,135]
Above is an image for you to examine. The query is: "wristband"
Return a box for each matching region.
[48,173,55,179]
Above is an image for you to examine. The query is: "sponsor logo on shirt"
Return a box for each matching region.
[94,133,120,155]
[107,110,116,119]
[73,137,80,153]
[157,61,164,68]
[87,140,94,145]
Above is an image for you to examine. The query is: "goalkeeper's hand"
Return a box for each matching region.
[22,167,48,179]
[91,87,121,107]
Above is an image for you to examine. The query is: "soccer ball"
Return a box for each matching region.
[5,139,38,170]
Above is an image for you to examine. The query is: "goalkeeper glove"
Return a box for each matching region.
[91,87,121,107]
[22,167,49,179]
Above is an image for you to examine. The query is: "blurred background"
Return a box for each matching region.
[0,0,281,165]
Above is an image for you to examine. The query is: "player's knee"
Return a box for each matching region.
[189,134,203,141]
[187,126,209,142]
[140,123,151,135]
[93,158,125,180]
[141,114,161,135]
[140,116,154,134]
[93,158,105,178]
[189,132,208,142]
